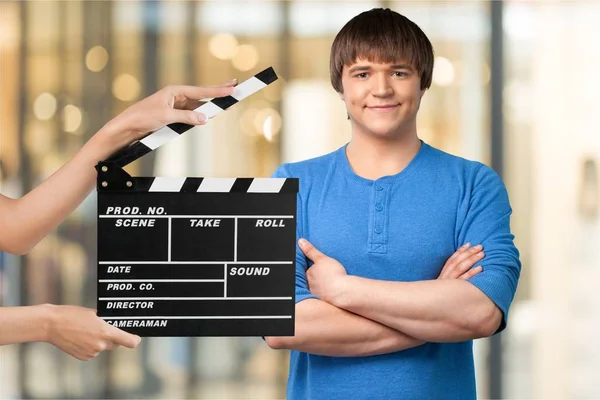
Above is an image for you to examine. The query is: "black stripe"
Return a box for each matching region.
[100,67,278,168]
[105,142,153,168]
[180,178,203,192]
[211,95,238,110]
[169,122,194,134]
[255,67,278,85]
[280,178,299,193]
[132,177,155,192]
[229,178,253,192]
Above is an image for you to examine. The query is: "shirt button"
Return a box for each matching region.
[375,185,383,191]
[374,226,383,234]
[375,203,383,212]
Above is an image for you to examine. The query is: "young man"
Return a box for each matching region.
[266,8,521,400]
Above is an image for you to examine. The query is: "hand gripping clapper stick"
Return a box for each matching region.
[95,67,297,337]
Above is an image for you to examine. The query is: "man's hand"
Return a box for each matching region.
[298,238,349,304]
[299,239,484,303]
[41,304,141,361]
[438,243,484,280]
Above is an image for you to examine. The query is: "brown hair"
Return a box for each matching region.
[330,8,434,93]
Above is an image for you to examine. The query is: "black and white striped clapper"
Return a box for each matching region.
[95,67,298,337]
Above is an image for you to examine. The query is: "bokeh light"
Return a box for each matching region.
[112,74,141,102]
[85,45,109,72]
[33,92,57,120]
[232,44,259,71]
[209,33,239,60]
[432,56,455,86]
[62,105,82,133]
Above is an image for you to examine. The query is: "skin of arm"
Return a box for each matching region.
[299,239,501,343]
[0,304,141,360]
[0,126,130,255]
[334,277,502,342]
[266,298,424,357]
[0,83,235,255]
[0,82,236,359]
[0,305,53,345]
[266,243,485,353]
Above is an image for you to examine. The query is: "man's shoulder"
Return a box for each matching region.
[425,145,506,194]
[427,144,481,170]
[271,148,340,179]
[426,144,498,179]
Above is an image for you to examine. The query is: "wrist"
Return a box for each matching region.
[330,275,356,309]
[35,304,57,343]
[85,118,137,162]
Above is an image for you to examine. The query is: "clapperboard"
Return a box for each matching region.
[95,67,297,337]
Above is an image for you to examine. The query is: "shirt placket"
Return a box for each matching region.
[369,182,389,253]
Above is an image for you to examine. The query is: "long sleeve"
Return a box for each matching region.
[458,164,522,332]
[271,164,318,304]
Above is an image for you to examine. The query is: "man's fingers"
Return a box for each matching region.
[447,245,483,271]
[445,243,470,264]
[459,266,483,280]
[440,244,484,279]
[107,326,142,349]
[455,251,485,275]
[171,84,236,101]
[438,242,471,279]
[453,244,482,265]
[444,250,484,279]
[439,243,471,278]
[298,238,325,262]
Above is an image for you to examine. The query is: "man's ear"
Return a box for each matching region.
[338,91,350,119]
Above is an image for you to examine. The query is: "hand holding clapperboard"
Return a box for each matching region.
[96,67,297,337]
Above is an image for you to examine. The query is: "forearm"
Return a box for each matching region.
[334,278,501,342]
[0,305,52,345]
[265,298,424,356]
[0,124,134,255]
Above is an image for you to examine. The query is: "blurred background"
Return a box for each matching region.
[1,0,599,399]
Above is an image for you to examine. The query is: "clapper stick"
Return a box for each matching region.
[96,67,297,337]
[105,67,278,168]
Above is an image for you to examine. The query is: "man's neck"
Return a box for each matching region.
[345,131,422,180]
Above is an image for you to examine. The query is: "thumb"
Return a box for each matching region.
[298,238,325,262]
[167,109,207,125]
[107,324,142,349]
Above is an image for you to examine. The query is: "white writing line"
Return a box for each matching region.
[234,218,238,261]
[101,316,292,320]
[99,297,292,301]
[99,215,294,218]
[99,279,224,283]
[99,261,293,265]
[167,217,171,261]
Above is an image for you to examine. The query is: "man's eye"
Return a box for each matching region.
[393,72,407,77]
[355,73,369,79]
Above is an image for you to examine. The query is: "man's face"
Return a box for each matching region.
[340,58,425,139]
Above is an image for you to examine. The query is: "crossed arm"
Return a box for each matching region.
[266,166,521,357]
[266,241,498,356]
[271,298,422,357]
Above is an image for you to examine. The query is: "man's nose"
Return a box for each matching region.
[372,74,393,96]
